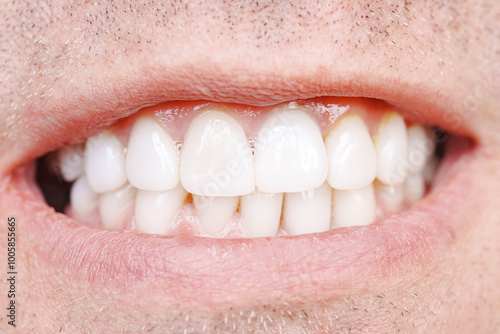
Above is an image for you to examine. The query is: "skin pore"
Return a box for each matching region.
[0,0,499,333]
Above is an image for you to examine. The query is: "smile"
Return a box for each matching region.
[0,53,479,312]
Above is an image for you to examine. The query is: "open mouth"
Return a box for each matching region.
[40,97,442,238]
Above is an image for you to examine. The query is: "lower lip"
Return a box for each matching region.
[1,137,474,307]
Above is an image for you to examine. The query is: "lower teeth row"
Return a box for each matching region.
[55,105,438,237]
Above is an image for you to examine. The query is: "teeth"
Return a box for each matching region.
[70,176,98,218]
[407,124,434,173]
[282,182,332,235]
[84,132,127,193]
[68,101,438,237]
[135,184,188,235]
[375,181,404,214]
[180,110,255,197]
[332,184,376,228]
[240,189,283,237]
[374,113,408,186]
[255,107,328,193]
[193,195,239,235]
[57,144,85,182]
[325,115,377,190]
[99,184,136,229]
[405,173,426,204]
[126,117,180,191]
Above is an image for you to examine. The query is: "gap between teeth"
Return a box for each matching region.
[58,103,437,238]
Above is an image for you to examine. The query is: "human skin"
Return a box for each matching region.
[0,0,499,333]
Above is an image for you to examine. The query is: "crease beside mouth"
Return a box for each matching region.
[34,97,447,239]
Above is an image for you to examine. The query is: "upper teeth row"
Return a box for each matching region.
[59,106,434,195]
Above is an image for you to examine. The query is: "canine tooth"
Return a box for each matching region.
[255,108,328,193]
[325,115,377,190]
[332,184,376,228]
[193,195,239,236]
[374,113,408,186]
[99,184,136,229]
[84,132,127,193]
[407,125,435,173]
[126,117,179,191]
[180,110,254,197]
[241,189,283,237]
[405,173,426,204]
[375,181,404,214]
[135,184,187,235]
[282,182,332,235]
[70,176,98,217]
[57,144,84,182]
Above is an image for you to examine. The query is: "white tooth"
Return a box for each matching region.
[180,110,254,197]
[57,144,85,182]
[193,195,239,236]
[332,184,376,228]
[99,184,136,229]
[405,173,426,204]
[374,113,408,186]
[325,115,377,190]
[407,125,435,174]
[241,189,283,237]
[282,182,332,235]
[70,176,98,217]
[375,181,404,214]
[126,117,180,191]
[135,184,187,235]
[255,107,328,193]
[84,132,127,193]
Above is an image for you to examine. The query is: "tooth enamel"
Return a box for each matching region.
[241,189,283,237]
[255,108,328,193]
[374,113,408,186]
[193,195,239,235]
[325,115,377,190]
[99,184,136,229]
[70,176,98,217]
[135,184,188,235]
[180,110,255,197]
[84,132,127,193]
[407,124,434,173]
[57,144,85,182]
[405,173,426,204]
[126,117,180,191]
[375,181,404,214]
[332,184,376,228]
[282,182,332,235]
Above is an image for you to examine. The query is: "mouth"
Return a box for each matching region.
[0,63,479,311]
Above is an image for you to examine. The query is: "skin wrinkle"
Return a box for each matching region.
[0,0,499,333]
